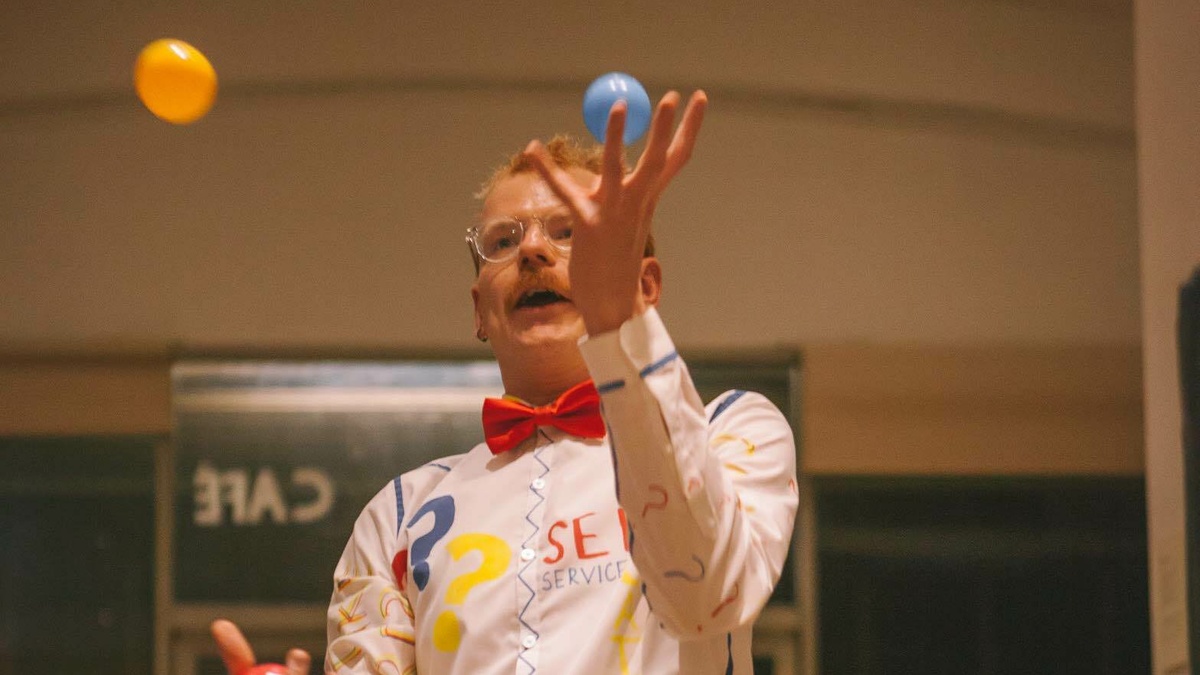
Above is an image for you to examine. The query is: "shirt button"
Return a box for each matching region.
[522,634,538,649]
[520,547,536,562]
[532,478,546,490]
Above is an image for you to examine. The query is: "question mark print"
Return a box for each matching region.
[432,533,512,652]
[710,582,741,619]
[406,495,456,590]
[664,554,706,583]
[642,484,669,517]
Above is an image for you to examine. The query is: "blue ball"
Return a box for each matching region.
[582,72,651,145]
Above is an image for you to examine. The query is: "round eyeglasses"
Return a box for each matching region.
[465,213,576,264]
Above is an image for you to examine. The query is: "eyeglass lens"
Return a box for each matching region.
[477,215,575,261]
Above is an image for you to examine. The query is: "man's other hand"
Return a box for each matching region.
[210,619,312,675]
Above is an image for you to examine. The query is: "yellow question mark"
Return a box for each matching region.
[433,533,511,652]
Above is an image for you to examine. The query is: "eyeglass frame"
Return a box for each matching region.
[465,212,577,265]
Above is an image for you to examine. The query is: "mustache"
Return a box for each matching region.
[506,269,571,308]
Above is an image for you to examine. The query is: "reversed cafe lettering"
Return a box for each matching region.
[193,462,335,526]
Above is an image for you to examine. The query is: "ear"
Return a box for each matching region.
[470,283,484,338]
[638,257,663,308]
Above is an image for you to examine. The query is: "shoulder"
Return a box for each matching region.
[390,452,471,512]
[704,389,787,427]
[705,390,796,480]
[353,452,470,524]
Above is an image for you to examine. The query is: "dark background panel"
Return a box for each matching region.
[816,477,1150,675]
[0,436,156,675]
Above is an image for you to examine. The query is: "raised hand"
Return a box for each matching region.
[524,89,708,335]
[210,619,312,675]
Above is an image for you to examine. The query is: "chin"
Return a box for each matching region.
[509,318,586,351]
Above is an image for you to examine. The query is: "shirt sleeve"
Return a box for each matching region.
[578,307,798,640]
[325,480,417,674]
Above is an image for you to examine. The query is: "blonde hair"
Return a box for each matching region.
[476,135,605,200]
[470,135,655,274]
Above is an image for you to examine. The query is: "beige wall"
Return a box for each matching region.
[0,356,171,435]
[0,2,1143,465]
[0,0,1136,352]
[1,0,1142,462]
[805,343,1142,475]
[1135,0,1200,670]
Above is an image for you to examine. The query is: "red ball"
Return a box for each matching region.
[242,665,288,675]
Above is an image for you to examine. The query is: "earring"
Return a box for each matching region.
[476,328,488,343]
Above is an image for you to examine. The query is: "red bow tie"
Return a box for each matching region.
[482,380,606,454]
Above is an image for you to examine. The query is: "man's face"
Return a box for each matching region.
[471,169,599,363]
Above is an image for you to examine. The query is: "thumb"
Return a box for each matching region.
[286,648,312,675]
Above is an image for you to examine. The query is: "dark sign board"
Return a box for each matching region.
[172,361,502,603]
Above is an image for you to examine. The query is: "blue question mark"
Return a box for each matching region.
[406,495,456,590]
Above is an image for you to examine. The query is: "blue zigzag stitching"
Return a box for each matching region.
[517,445,551,674]
[709,390,747,423]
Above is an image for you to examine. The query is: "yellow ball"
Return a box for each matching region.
[134,39,217,125]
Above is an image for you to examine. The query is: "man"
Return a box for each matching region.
[214,90,797,674]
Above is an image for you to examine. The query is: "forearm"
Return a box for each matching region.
[579,308,798,638]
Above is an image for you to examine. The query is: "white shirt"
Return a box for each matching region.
[325,308,798,674]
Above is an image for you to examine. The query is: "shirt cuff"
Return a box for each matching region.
[578,307,678,389]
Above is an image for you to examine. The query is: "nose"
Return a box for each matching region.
[517,220,557,269]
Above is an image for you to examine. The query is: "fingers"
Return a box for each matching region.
[660,90,708,185]
[600,101,627,210]
[631,91,682,184]
[211,619,256,675]
[286,648,312,675]
[523,140,596,221]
